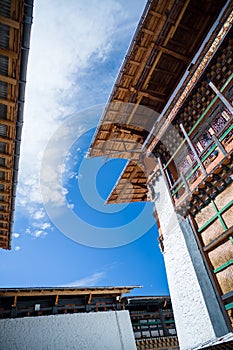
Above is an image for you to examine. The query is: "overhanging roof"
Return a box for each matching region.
[107,155,158,204]
[0,0,33,249]
[0,286,140,319]
[88,0,227,160]
[88,0,232,205]
[107,161,149,204]
[0,286,139,297]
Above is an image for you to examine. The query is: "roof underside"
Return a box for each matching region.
[0,286,138,319]
[0,286,138,297]
[107,156,158,204]
[107,161,149,204]
[89,0,227,158]
[109,25,233,205]
[0,0,33,249]
[88,0,231,204]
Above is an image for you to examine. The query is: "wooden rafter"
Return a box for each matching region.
[142,28,155,36]
[117,86,129,92]
[0,74,17,85]
[0,192,10,197]
[123,74,134,79]
[0,15,20,29]
[55,294,59,306]
[153,67,177,78]
[0,181,11,186]
[107,161,148,204]
[0,153,11,160]
[128,59,140,66]
[149,10,163,18]
[158,45,190,62]
[0,119,15,127]
[0,236,8,241]
[0,287,137,297]
[0,47,18,59]
[13,295,17,307]
[139,91,165,103]
[0,98,16,107]
[0,166,11,172]
[0,219,9,224]
[0,136,14,146]
[0,211,10,215]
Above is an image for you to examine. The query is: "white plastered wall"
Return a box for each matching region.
[153,175,228,350]
[0,310,136,350]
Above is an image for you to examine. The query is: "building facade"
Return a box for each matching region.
[88,1,233,348]
[0,287,137,350]
[0,287,180,350]
[124,296,179,350]
[0,0,33,249]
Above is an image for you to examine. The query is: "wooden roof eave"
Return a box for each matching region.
[0,0,34,250]
[89,0,228,159]
[106,160,150,204]
[88,0,230,206]
[0,286,140,298]
[88,0,180,157]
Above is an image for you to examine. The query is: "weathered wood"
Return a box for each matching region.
[128,59,140,66]
[139,91,165,102]
[0,181,11,185]
[0,74,17,85]
[55,294,59,306]
[158,45,190,62]
[0,167,11,173]
[0,98,16,107]
[0,235,8,241]
[0,287,136,297]
[0,15,20,29]
[149,10,163,18]
[117,86,129,92]
[0,136,14,144]
[123,74,134,79]
[0,153,12,160]
[142,28,154,36]
[0,219,9,224]
[0,48,18,59]
[153,67,177,78]
[0,119,15,127]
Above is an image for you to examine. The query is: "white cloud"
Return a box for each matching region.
[75,174,83,180]
[33,208,46,220]
[25,221,52,239]
[12,233,20,238]
[20,0,125,190]
[62,272,106,287]
[40,223,51,230]
[33,230,48,238]
[62,187,68,196]
[25,228,31,235]
[15,246,21,251]
[15,0,147,226]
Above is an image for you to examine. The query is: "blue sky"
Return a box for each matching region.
[0,0,169,296]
